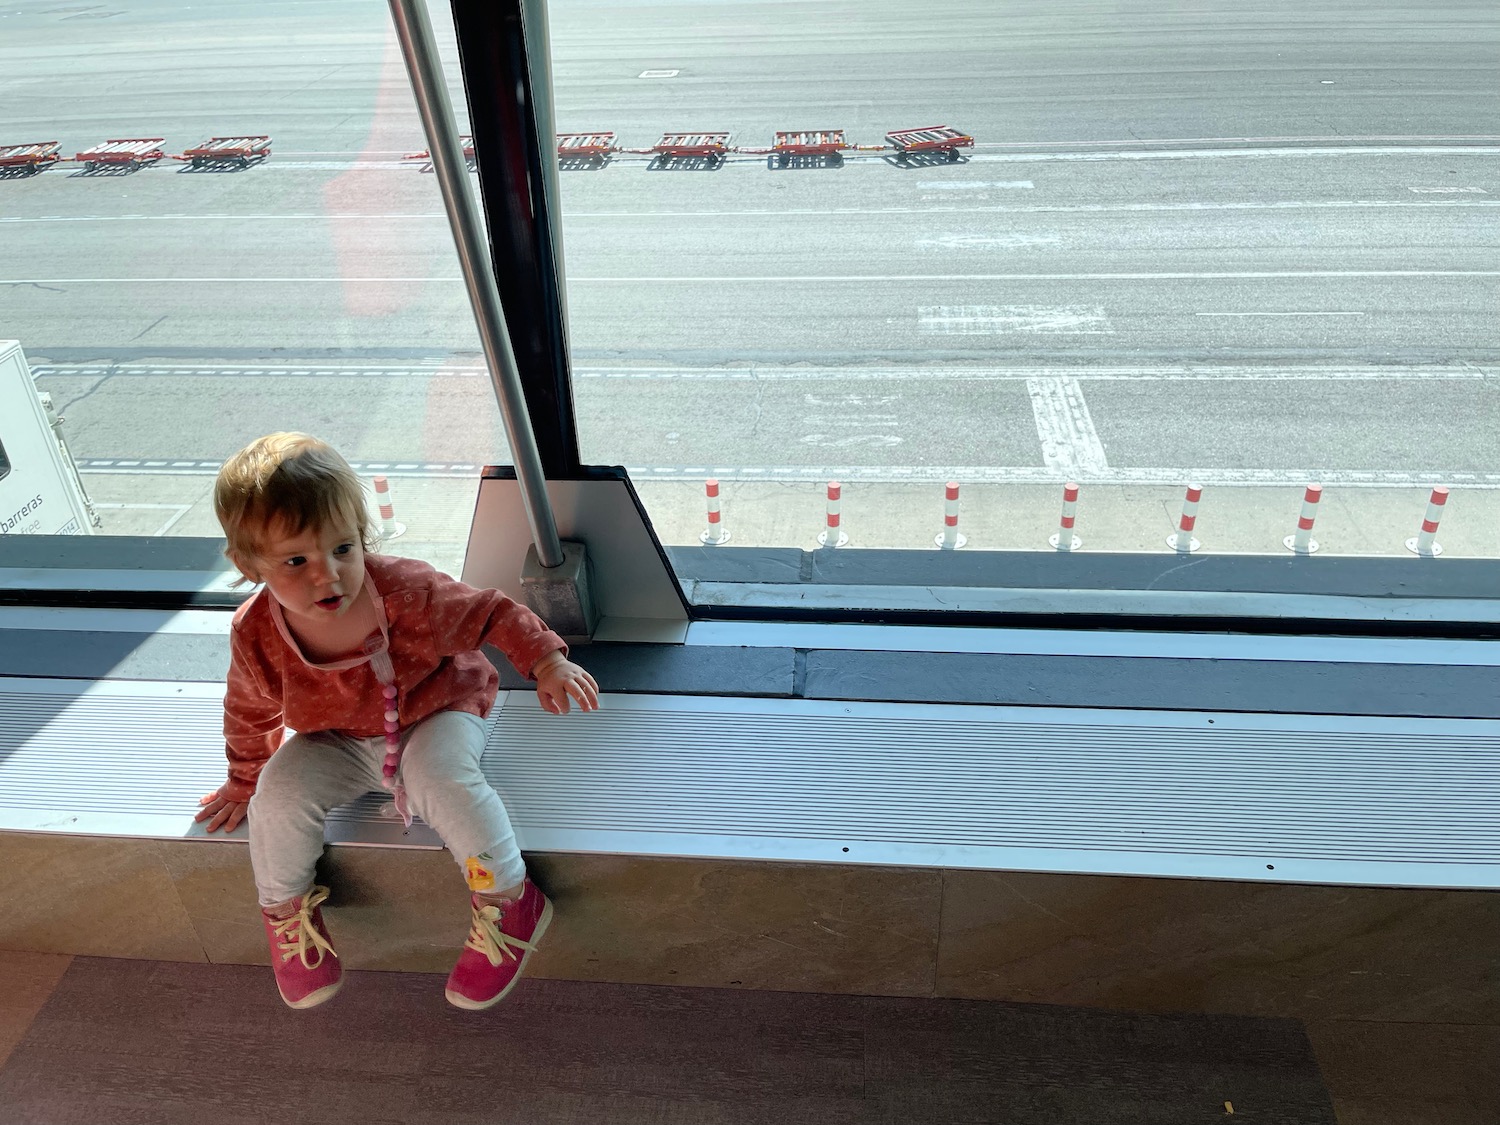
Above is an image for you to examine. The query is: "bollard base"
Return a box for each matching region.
[934,532,968,550]
[1165,532,1200,553]
[1283,534,1319,555]
[1404,537,1443,557]
[380,522,407,542]
[520,540,599,642]
[1049,532,1082,552]
[699,528,731,545]
[817,530,849,548]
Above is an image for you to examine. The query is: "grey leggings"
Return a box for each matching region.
[247,710,526,906]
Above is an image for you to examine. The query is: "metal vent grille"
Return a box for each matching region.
[3,679,1498,887]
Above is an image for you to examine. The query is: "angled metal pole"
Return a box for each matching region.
[387,0,564,568]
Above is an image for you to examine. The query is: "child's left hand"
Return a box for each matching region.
[532,651,600,715]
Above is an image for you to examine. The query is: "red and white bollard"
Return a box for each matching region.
[1405,486,1448,556]
[934,481,966,549]
[1284,484,1322,555]
[372,475,405,541]
[1048,482,1081,551]
[1166,484,1202,553]
[699,478,730,544]
[817,481,848,548]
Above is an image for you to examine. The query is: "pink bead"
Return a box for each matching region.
[382,684,398,699]
[382,776,395,789]
[384,719,400,733]
[384,709,399,723]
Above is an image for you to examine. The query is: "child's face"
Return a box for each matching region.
[241,520,366,627]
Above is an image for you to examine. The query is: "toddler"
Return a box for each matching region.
[196,432,598,1010]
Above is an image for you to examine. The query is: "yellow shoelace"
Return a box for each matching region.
[464,902,538,968]
[269,885,338,969]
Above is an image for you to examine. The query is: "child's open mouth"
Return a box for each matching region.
[316,595,344,611]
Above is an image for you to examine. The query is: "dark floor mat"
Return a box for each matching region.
[0,957,1335,1125]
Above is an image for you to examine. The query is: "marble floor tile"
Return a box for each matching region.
[0,836,205,962]
[525,855,943,996]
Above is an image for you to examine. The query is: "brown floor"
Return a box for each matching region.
[1,949,1495,1125]
[0,952,1338,1125]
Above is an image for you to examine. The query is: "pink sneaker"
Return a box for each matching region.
[262,884,342,1010]
[444,878,553,1010]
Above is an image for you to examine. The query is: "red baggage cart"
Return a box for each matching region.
[0,141,63,172]
[885,125,974,162]
[76,138,166,171]
[178,135,271,168]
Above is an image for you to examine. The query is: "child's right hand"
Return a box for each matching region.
[196,785,250,833]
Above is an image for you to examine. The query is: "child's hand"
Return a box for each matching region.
[532,651,600,715]
[196,785,250,833]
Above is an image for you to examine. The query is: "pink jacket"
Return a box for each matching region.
[221,553,566,801]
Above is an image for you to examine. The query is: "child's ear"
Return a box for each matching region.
[228,550,262,585]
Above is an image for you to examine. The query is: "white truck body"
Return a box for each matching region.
[0,340,96,536]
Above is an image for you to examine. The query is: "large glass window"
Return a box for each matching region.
[550,1,1500,572]
[4,0,1498,621]
[1,0,506,574]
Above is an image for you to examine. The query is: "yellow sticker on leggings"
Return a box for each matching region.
[465,855,495,891]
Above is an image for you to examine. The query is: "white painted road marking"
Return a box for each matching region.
[915,232,1059,250]
[33,364,1492,382]
[920,305,1113,335]
[566,199,1500,219]
[11,270,1499,285]
[917,180,1034,190]
[1196,311,1366,317]
[1027,377,1110,474]
[70,459,1500,487]
[5,199,1497,225]
[968,145,1500,163]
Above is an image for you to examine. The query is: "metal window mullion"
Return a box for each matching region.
[387,0,564,567]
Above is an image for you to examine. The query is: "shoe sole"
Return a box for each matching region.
[444,897,554,1011]
[279,976,343,1010]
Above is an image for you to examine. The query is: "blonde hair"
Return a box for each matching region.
[214,433,379,575]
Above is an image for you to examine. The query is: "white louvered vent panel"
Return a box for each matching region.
[4,680,1499,881]
[485,699,1500,865]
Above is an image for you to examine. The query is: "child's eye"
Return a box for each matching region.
[285,556,306,567]
[335,543,353,555]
